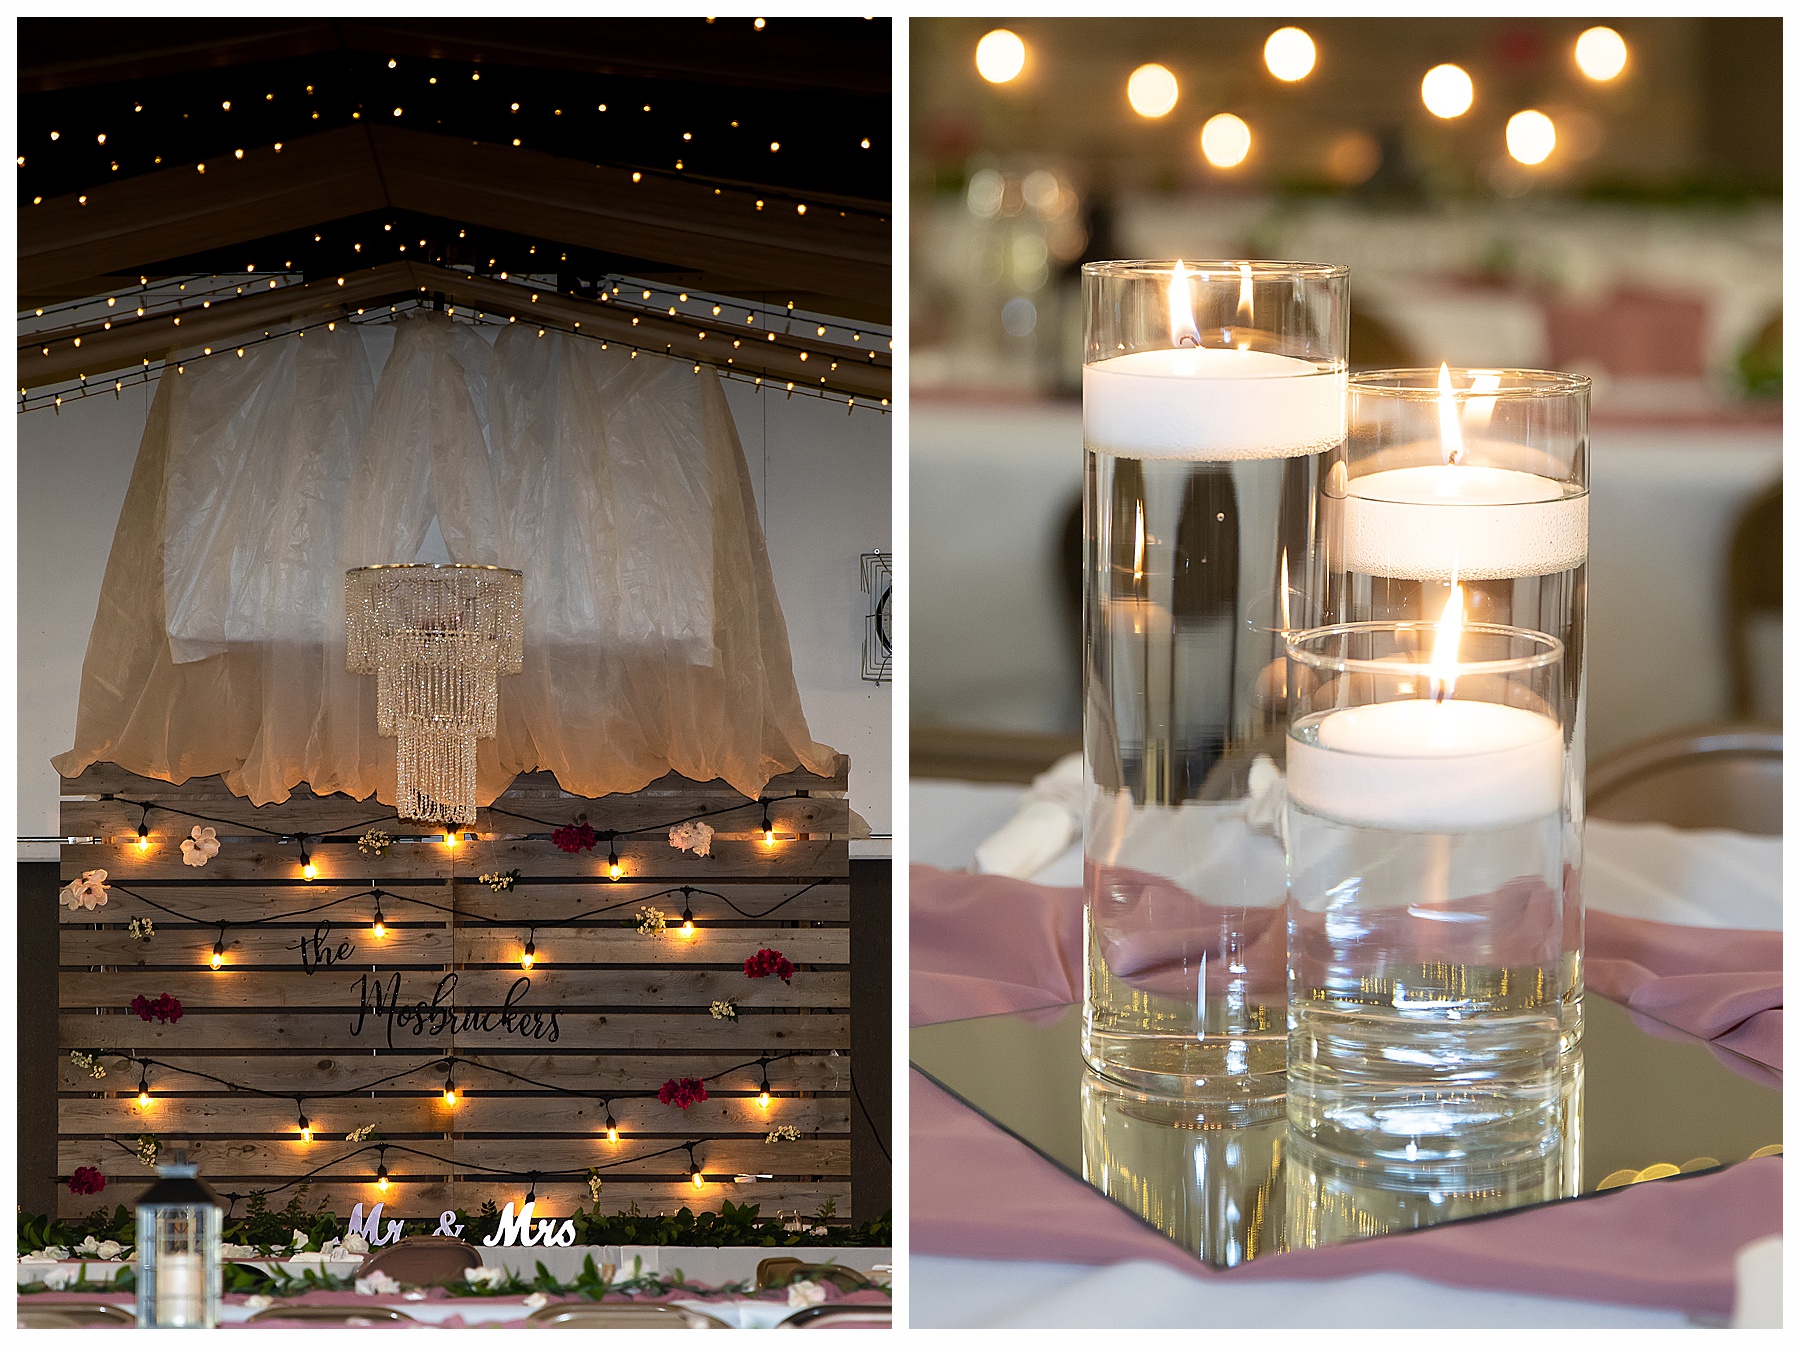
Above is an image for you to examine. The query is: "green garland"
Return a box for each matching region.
[21,1197,891,1259]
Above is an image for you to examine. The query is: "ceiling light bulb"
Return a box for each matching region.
[975,29,1026,84]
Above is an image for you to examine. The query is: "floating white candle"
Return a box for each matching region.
[1342,459,1587,581]
[1288,698,1563,831]
[1084,345,1345,460]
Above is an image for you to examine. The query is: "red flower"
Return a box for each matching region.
[129,993,184,1024]
[658,1077,708,1109]
[552,822,598,854]
[743,948,795,983]
[70,1166,106,1195]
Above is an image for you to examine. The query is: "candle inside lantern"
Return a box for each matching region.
[155,1251,206,1327]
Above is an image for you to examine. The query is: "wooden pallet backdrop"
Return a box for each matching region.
[58,760,851,1225]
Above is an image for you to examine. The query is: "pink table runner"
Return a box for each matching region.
[911,865,1783,1318]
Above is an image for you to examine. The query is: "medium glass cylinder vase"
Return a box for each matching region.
[1323,369,1588,1048]
[1284,620,1569,1168]
[1081,259,1348,1098]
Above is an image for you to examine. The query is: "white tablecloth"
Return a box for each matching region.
[910,779,1782,1328]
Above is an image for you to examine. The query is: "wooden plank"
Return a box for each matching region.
[60,926,848,968]
[61,836,847,882]
[58,1180,852,1222]
[58,883,848,926]
[62,1012,849,1053]
[61,1095,850,1136]
[62,969,850,1009]
[64,795,848,843]
[61,1053,851,1094]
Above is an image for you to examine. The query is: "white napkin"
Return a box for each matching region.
[974,753,1082,879]
[1730,1235,1781,1328]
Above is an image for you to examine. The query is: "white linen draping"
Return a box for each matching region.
[53,312,836,805]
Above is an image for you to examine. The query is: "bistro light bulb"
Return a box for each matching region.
[761,801,775,846]
[975,29,1026,85]
[1575,26,1627,82]
[210,931,225,971]
[605,1108,619,1143]
[138,1070,151,1109]
[444,829,458,848]
[372,896,386,939]
[297,1103,312,1143]
[681,898,696,937]
[377,1166,389,1194]
[608,842,622,881]
[136,822,151,851]
[1126,63,1179,119]
[299,837,316,880]
[1263,27,1316,82]
[521,935,536,970]
[758,1059,773,1108]
[1421,63,1475,119]
[443,1076,458,1107]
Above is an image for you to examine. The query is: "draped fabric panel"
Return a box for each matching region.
[54,313,836,805]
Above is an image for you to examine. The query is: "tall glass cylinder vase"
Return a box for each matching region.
[1081,260,1348,1098]
[1323,369,1588,1048]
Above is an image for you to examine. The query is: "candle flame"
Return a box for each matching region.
[1437,363,1466,466]
[1168,261,1200,347]
[1132,501,1146,582]
[1236,263,1253,327]
[1428,579,1465,702]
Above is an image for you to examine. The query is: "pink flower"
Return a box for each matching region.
[60,869,109,910]
[743,948,795,983]
[70,1166,106,1196]
[658,1077,708,1109]
[180,826,220,867]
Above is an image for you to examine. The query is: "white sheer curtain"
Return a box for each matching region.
[54,312,836,805]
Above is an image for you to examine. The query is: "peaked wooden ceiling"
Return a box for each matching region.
[18,18,891,321]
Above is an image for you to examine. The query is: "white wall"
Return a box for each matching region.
[17,368,890,860]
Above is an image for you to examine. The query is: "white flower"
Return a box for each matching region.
[787,1280,828,1308]
[73,1236,124,1260]
[810,1225,829,1236]
[20,1247,69,1263]
[346,1124,377,1143]
[285,1251,326,1265]
[41,1267,76,1291]
[59,869,109,910]
[463,1265,507,1288]
[522,1292,549,1311]
[355,1269,402,1296]
[180,826,220,867]
[243,1295,273,1312]
[218,1243,260,1259]
[286,1231,308,1251]
[668,820,714,856]
[339,1232,369,1255]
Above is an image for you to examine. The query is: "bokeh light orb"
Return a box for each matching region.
[1420,64,1474,119]
[1264,28,1317,82]
[1127,63,1180,118]
[1199,113,1252,169]
[1575,27,1628,81]
[975,29,1026,85]
[1506,110,1557,166]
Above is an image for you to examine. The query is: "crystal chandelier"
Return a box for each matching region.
[345,564,524,825]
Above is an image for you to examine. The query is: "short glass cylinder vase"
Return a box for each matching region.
[134,1161,224,1329]
[1081,258,1348,1099]
[1284,621,1569,1169]
[1324,369,1588,1049]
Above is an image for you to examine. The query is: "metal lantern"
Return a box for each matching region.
[134,1159,225,1329]
[345,563,525,825]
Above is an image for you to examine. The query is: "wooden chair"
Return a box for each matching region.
[245,1302,417,1323]
[1727,480,1781,720]
[356,1234,484,1287]
[527,1301,730,1328]
[779,1302,893,1328]
[18,1301,135,1327]
[1587,724,1781,835]
[755,1258,872,1293]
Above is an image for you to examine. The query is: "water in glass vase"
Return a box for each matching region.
[1083,445,1329,1099]
[1285,788,1566,1167]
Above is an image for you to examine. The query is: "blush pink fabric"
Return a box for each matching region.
[910,865,1783,1318]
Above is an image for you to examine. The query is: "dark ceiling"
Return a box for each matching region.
[17,18,892,319]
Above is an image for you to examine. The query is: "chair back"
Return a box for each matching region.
[357,1235,484,1286]
[528,1301,729,1328]
[779,1302,893,1328]
[245,1303,416,1323]
[1587,724,1782,835]
[757,1259,872,1293]
[18,1301,135,1328]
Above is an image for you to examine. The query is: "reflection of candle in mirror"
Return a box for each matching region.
[1287,592,1563,832]
[1343,366,1585,582]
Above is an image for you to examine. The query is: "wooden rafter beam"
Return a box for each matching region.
[18,126,890,316]
[20,261,891,402]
